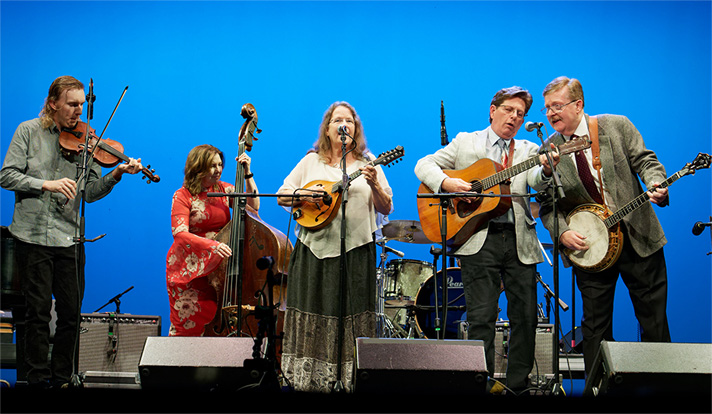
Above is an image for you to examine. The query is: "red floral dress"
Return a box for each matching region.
[166,181,233,336]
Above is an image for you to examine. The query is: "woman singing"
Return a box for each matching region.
[277,102,393,392]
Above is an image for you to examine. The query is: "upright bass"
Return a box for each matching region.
[205,104,293,340]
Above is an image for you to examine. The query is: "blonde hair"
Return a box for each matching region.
[183,144,225,195]
[312,102,369,163]
[543,76,585,107]
[39,76,84,129]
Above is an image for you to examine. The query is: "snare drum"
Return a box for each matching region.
[414,267,467,339]
[384,259,434,306]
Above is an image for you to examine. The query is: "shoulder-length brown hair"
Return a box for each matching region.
[183,144,225,195]
[39,76,84,128]
[311,101,369,163]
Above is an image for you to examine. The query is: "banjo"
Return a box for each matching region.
[563,152,711,272]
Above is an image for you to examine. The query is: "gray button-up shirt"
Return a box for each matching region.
[1,118,119,247]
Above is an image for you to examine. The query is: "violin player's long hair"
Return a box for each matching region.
[183,144,226,195]
[312,101,369,164]
[39,76,84,129]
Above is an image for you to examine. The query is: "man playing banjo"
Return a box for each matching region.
[537,76,671,376]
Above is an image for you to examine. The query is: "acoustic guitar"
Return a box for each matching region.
[416,136,591,246]
[292,146,404,230]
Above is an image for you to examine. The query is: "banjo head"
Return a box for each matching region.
[566,208,612,269]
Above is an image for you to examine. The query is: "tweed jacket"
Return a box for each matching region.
[538,113,668,259]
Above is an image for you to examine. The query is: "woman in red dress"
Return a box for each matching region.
[165,144,258,336]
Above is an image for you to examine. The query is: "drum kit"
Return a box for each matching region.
[376,220,466,339]
[375,217,558,340]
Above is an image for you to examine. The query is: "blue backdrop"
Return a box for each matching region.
[2,0,711,394]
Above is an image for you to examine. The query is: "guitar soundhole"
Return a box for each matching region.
[456,180,483,219]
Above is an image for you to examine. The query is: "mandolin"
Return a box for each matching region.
[292,146,404,230]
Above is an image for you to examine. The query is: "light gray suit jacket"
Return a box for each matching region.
[538,114,668,259]
[414,127,547,265]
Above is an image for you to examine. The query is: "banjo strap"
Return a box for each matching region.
[589,115,606,206]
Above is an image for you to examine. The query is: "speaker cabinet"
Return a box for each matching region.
[354,338,488,394]
[494,323,554,385]
[584,341,712,396]
[138,336,259,391]
[78,313,161,374]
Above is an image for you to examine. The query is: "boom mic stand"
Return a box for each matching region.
[529,122,565,394]
[415,191,535,340]
[207,191,323,391]
[332,127,355,393]
[69,79,97,388]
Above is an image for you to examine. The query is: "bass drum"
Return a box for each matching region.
[414,267,467,339]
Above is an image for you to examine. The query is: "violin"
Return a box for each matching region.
[59,121,160,183]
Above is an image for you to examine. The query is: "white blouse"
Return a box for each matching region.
[279,152,393,259]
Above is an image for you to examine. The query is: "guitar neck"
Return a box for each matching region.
[603,170,683,228]
[479,155,540,190]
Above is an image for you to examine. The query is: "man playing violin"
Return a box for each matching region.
[0,75,142,389]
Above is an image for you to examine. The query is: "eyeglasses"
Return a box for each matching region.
[498,104,527,120]
[541,100,578,115]
[330,118,354,125]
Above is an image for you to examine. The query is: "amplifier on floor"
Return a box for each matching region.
[354,338,488,394]
[138,336,259,392]
[494,322,554,386]
[78,313,161,374]
[584,341,712,397]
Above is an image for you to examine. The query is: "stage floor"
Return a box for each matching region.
[1,386,711,413]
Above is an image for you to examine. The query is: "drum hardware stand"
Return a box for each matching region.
[405,305,424,338]
[375,239,400,338]
[530,122,566,395]
[428,246,442,338]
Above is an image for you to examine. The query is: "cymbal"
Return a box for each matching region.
[381,220,431,244]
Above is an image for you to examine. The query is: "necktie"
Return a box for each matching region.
[572,135,603,204]
[499,140,509,168]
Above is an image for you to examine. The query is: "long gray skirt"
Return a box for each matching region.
[280,239,377,393]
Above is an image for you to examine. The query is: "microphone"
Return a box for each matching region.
[440,100,448,146]
[86,78,96,121]
[525,121,544,132]
[338,125,349,135]
[384,245,405,258]
[322,193,332,206]
[692,221,711,236]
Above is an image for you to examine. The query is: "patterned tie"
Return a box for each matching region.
[499,139,509,168]
[572,135,603,204]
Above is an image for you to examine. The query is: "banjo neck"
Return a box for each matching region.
[603,167,689,228]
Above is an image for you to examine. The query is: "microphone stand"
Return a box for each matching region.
[415,191,535,340]
[332,128,353,393]
[94,286,134,314]
[531,123,565,394]
[93,286,134,367]
[68,79,97,388]
[208,191,315,391]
